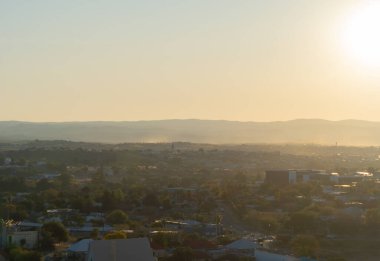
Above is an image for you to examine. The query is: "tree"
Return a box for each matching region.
[169,247,194,261]
[287,211,319,233]
[216,235,234,245]
[365,208,380,227]
[104,231,127,239]
[90,228,99,239]
[199,199,217,213]
[41,222,69,243]
[101,190,119,211]
[291,234,319,258]
[92,171,106,185]
[106,210,128,225]
[9,247,42,261]
[364,208,380,233]
[39,230,54,250]
[151,231,180,248]
[57,172,73,187]
[35,178,51,191]
[330,213,360,235]
[143,193,159,207]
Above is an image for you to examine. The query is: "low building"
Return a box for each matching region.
[265,170,295,185]
[8,231,38,248]
[67,239,93,260]
[163,220,222,236]
[1,221,38,249]
[223,239,257,257]
[255,249,298,261]
[338,171,373,184]
[265,169,330,185]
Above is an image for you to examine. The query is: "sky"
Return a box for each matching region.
[1,0,380,122]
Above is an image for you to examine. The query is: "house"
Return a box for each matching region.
[6,231,38,249]
[164,219,200,230]
[1,221,38,249]
[68,238,93,253]
[86,238,156,261]
[255,249,299,261]
[224,239,257,257]
[68,224,113,237]
[163,219,222,236]
[67,239,93,260]
[86,212,105,223]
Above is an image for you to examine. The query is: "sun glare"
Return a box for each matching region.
[342,2,380,68]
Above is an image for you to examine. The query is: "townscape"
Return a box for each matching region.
[1,141,380,261]
[3,0,380,260]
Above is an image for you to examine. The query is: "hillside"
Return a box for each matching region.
[0,119,379,145]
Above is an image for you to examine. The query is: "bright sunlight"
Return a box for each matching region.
[342,2,380,68]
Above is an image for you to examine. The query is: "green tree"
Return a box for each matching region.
[169,247,194,261]
[106,210,128,225]
[57,172,73,187]
[104,231,127,239]
[41,222,69,243]
[9,247,42,261]
[92,171,106,186]
[364,208,380,233]
[90,228,99,239]
[101,190,120,211]
[39,230,54,250]
[291,234,319,258]
[143,193,159,207]
[287,211,319,233]
[35,178,51,191]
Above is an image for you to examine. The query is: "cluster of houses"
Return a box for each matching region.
[66,236,300,261]
[1,216,304,261]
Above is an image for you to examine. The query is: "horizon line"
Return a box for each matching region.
[0,118,377,124]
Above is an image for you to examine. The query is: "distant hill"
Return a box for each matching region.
[0,119,380,145]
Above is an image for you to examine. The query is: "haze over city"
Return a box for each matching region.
[3,2,380,261]
[2,0,380,122]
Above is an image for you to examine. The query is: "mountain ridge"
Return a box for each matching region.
[0,119,379,145]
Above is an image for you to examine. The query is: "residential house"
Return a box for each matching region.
[67,239,93,260]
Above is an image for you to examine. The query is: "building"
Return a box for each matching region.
[86,238,156,261]
[1,221,38,249]
[67,239,93,260]
[338,171,373,184]
[265,170,296,185]
[163,219,222,236]
[224,239,257,257]
[7,231,38,248]
[265,169,331,185]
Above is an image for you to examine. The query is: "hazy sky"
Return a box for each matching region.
[1,0,380,122]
